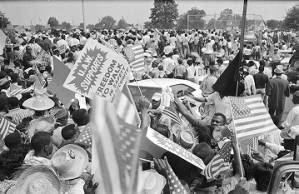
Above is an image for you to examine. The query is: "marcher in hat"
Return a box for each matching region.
[51,144,89,193]
[22,88,55,116]
[5,96,34,125]
[266,67,290,126]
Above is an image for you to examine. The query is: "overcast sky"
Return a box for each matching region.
[0,0,298,26]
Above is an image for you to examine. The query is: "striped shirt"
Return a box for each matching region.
[5,108,34,125]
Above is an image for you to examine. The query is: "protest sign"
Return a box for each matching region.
[0,30,6,55]
[63,39,130,100]
[146,127,206,170]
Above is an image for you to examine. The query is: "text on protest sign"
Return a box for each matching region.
[63,39,130,101]
[146,127,206,170]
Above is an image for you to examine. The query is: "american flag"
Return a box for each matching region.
[229,95,277,140]
[162,106,182,126]
[7,84,32,97]
[0,116,16,140]
[92,84,141,194]
[203,141,232,180]
[165,158,189,194]
[124,45,145,73]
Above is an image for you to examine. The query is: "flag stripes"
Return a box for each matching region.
[124,45,145,73]
[113,85,140,126]
[93,98,127,194]
[92,84,141,194]
[162,108,182,126]
[0,116,16,140]
[229,95,277,140]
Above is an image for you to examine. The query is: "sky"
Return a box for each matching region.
[0,0,298,26]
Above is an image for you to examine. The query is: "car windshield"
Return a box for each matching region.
[128,86,162,105]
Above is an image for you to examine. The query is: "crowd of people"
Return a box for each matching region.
[0,25,298,194]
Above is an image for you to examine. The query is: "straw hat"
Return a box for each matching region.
[7,166,62,194]
[137,170,166,194]
[23,94,55,111]
[51,144,88,180]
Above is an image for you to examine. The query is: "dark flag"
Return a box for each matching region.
[213,52,244,97]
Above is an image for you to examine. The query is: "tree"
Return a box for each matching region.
[206,18,216,30]
[35,24,45,32]
[47,17,59,28]
[266,19,281,30]
[0,11,10,29]
[116,17,128,29]
[216,8,234,29]
[61,21,72,31]
[144,21,154,29]
[149,0,178,29]
[99,16,116,29]
[176,7,206,30]
[283,4,299,30]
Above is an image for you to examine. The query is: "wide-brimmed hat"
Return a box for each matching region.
[51,144,88,180]
[280,125,299,139]
[7,166,62,194]
[137,170,166,194]
[273,67,284,74]
[23,94,55,111]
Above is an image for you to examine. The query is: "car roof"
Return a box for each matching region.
[127,78,200,89]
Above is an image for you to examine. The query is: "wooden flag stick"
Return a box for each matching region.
[228,99,245,178]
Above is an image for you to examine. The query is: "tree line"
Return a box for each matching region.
[0,1,298,31]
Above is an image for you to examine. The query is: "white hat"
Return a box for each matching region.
[152,92,162,101]
[23,94,55,111]
[51,144,88,180]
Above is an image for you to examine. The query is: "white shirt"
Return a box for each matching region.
[282,105,299,129]
[244,74,256,95]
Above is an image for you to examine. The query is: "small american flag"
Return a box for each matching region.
[92,84,141,194]
[162,106,182,126]
[7,84,32,97]
[124,45,145,73]
[165,158,189,194]
[203,141,232,180]
[0,116,16,140]
[229,95,277,140]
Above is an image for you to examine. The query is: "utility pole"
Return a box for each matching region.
[81,0,86,32]
[187,15,189,30]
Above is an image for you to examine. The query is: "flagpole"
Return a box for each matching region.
[236,0,248,96]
